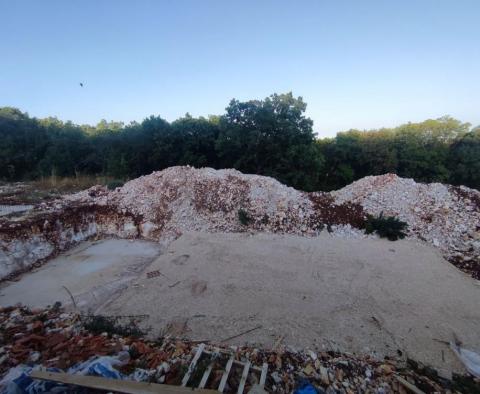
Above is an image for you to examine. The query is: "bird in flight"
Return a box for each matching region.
[79,82,84,87]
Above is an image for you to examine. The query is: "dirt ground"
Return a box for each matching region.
[101,231,480,376]
[2,232,479,376]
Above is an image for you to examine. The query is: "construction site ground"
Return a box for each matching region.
[0,239,161,311]
[2,231,479,378]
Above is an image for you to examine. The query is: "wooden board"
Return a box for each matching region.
[394,375,426,394]
[237,360,251,394]
[218,356,234,393]
[259,362,268,387]
[182,343,206,387]
[199,348,219,389]
[30,370,217,394]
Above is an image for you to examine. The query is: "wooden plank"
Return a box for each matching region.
[218,356,234,393]
[394,375,426,394]
[199,348,219,389]
[201,349,260,371]
[221,325,262,342]
[30,370,216,394]
[237,360,251,394]
[198,363,213,389]
[182,343,206,387]
[259,362,268,387]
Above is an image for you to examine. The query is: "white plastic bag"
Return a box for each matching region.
[450,342,480,378]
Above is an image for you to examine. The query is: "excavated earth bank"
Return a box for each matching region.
[1,166,479,281]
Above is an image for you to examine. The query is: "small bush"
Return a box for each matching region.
[106,180,124,190]
[261,214,269,225]
[82,314,145,337]
[365,212,408,241]
[238,208,252,226]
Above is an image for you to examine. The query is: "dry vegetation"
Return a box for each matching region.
[0,175,118,205]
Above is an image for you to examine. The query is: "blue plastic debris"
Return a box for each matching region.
[294,378,319,394]
[0,366,64,394]
[0,352,131,394]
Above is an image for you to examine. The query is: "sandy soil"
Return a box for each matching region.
[99,231,480,376]
[0,239,162,311]
[2,232,479,376]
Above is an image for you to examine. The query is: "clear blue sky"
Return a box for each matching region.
[1,0,479,137]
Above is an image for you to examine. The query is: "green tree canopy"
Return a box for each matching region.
[0,100,478,192]
[216,93,324,190]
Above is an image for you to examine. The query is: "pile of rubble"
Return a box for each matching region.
[1,166,479,280]
[332,174,480,279]
[67,167,316,239]
[1,305,477,393]
[69,167,479,278]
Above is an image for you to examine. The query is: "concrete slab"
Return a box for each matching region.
[0,239,162,311]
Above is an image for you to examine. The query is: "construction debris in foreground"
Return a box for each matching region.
[1,305,479,393]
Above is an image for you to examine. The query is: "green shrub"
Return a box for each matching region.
[365,212,408,241]
[82,314,145,337]
[106,180,124,190]
[261,214,269,225]
[238,208,252,226]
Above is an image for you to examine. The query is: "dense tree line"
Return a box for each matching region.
[317,117,480,190]
[1,93,479,191]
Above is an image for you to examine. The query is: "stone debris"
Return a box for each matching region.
[332,174,480,279]
[70,167,479,278]
[1,166,479,281]
[1,305,479,393]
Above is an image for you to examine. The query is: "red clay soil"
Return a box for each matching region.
[0,204,142,241]
[448,255,480,280]
[308,193,367,230]
[0,204,145,283]
[450,185,480,212]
